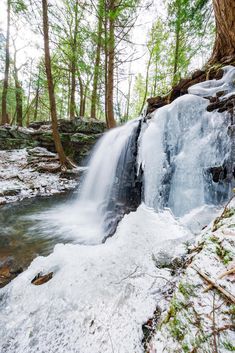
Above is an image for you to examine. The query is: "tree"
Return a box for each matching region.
[167,0,213,84]
[1,0,11,125]
[41,0,72,168]
[90,0,104,119]
[210,0,235,64]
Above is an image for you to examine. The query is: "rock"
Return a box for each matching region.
[0,119,105,164]
[31,272,53,285]
[0,197,7,205]
[60,167,87,180]
[0,186,21,197]
[210,166,227,182]
[0,258,23,288]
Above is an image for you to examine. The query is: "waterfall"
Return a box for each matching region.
[140,94,232,216]
[77,66,234,229]
[75,118,142,240]
[23,66,235,244]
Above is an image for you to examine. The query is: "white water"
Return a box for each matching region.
[0,66,234,353]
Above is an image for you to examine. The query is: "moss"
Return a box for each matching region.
[168,316,187,341]
[163,296,185,323]
[213,208,235,231]
[215,245,233,265]
[182,342,190,352]
[209,235,220,243]
[178,282,196,299]
[222,341,235,351]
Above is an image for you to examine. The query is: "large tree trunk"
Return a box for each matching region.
[210,0,235,64]
[90,0,103,119]
[1,0,10,125]
[42,0,70,168]
[106,0,116,129]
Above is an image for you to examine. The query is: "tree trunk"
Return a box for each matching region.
[13,48,23,127]
[14,68,23,127]
[26,60,33,127]
[42,0,69,168]
[210,0,235,64]
[1,0,10,125]
[78,75,84,117]
[106,0,116,129]
[172,2,181,85]
[34,67,41,121]
[69,0,79,120]
[90,0,103,119]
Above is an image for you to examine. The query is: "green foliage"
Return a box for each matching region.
[222,341,235,351]
[215,245,233,265]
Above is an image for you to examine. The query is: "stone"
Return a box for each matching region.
[31,272,53,285]
[0,258,23,288]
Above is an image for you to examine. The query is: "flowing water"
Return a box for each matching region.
[0,66,235,353]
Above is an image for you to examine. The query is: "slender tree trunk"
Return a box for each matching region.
[106,0,116,129]
[70,0,79,120]
[26,60,33,127]
[1,0,10,125]
[13,48,23,127]
[34,68,41,121]
[42,0,69,168]
[78,75,84,117]
[139,48,153,115]
[209,0,235,64]
[70,61,76,119]
[172,9,181,85]
[104,3,108,126]
[90,0,103,119]
[14,67,23,127]
[125,74,132,121]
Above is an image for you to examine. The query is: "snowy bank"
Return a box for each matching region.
[0,147,83,204]
[148,200,235,353]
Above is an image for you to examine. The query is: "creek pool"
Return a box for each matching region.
[0,192,77,269]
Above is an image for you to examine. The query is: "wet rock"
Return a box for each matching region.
[60,167,87,180]
[210,166,227,182]
[0,186,21,197]
[0,258,23,288]
[31,272,53,285]
[0,197,7,205]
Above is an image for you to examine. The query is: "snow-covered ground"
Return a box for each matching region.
[0,148,80,204]
[0,205,192,353]
[149,200,235,353]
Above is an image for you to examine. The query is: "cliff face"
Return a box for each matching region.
[0,118,106,164]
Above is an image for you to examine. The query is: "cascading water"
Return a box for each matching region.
[77,118,142,239]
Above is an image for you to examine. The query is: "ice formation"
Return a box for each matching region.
[0,66,235,353]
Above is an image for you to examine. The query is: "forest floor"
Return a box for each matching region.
[0,147,84,205]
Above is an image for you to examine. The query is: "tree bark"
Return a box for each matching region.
[69,0,79,120]
[13,48,23,127]
[34,66,41,122]
[210,0,235,64]
[106,0,116,129]
[90,0,103,119]
[42,0,70,168]
[14,67,23,127]
[1,0,10,125]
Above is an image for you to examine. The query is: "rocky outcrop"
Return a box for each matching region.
[0,118,106,164]
[146,67,225,114]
